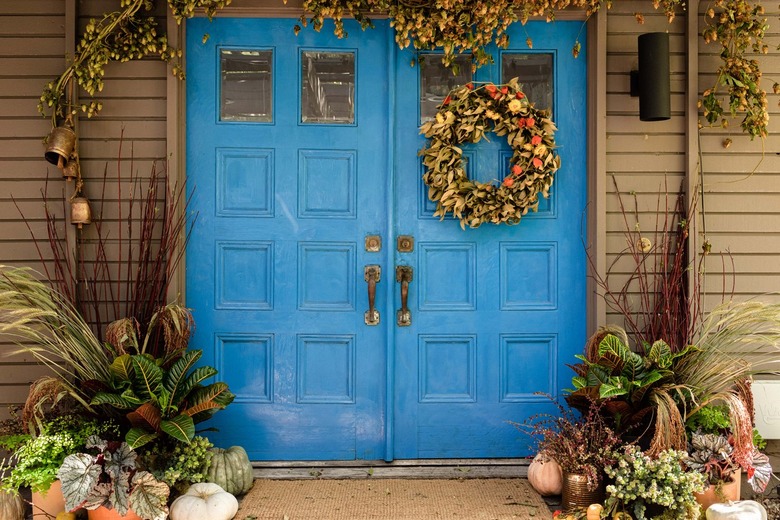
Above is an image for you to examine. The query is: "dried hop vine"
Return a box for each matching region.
[419,77,560,229]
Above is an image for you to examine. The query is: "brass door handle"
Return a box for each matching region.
[364,265,381,326]
[396,266,413,327]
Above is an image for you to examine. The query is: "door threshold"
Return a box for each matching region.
[252,459,531,480]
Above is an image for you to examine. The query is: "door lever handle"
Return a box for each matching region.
[364,265,381,326]
[396,266,413,327]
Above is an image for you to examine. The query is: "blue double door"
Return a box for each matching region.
[186,17,586,461]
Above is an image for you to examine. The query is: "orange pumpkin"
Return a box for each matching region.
[527,452,563,496]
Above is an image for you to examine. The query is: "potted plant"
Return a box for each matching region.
[90,349,234,449]
[686,432,742,509]
[604,445,707,520]
[57,436,169,520]
[0,414,118,517]
[517,398,621,510]
[566,331,695,449]
[685,404,774,508]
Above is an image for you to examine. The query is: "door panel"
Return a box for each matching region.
[186,18,390,460]
[393,21,587,458]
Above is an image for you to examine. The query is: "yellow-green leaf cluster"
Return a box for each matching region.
[39,0,231,126]
[419,78,560,229]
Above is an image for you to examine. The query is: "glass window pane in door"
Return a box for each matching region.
[301,51,355,124]
[220,49,273,122]
[502,53,553,114]
[419,54,472,124]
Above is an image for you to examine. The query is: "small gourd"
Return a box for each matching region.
[55,513,76,520]
[527,452,563,496]
[0,488,24,520]
[206,445,254,496]
[169,482,238,520]
[706,501,768,520]
[587,503,603,520]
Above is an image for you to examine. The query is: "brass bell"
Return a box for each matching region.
[70,196,92,229]
[44,125,76,168]
[62,159,79,181]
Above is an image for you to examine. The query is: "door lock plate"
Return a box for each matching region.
[365,235,381,252]
[397,235,414,253]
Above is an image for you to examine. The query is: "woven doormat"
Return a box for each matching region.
[236,478,549,520]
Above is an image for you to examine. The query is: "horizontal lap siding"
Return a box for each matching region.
[604,3,687,329]
[0,0,66,420]
[697,1,780,305]
[0,1,169,421]
[76,1,170,340]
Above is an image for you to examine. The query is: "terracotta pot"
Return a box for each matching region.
[561,471,605,511]
[87,506,143,520]
[694,468,742,510]
[31,479,66,518]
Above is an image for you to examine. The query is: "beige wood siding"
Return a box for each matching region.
[697,1,780,308]
[604,2,688,330]
[0,0,169,421]
[0,0,67,420]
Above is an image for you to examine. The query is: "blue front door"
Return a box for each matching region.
[186,17,586,461]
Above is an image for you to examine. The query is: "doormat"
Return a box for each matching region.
[235,478,549,520]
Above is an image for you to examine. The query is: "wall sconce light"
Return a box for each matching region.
[630,32,671,121]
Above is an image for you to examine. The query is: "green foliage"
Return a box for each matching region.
[685,404,731,435]
[57,436,169,520]
[753,428,767,450]
[567,334,694,432]
[700,0,770,138]
[604,445,707,520]
[299,0,681,69]
[140,436,213,497]
[40,0,232,125]
[0,415,118,494]
[91,350,234,449]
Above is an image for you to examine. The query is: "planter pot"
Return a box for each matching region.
[694,469,741,511]
[31,480,65,518]
[561,471,605,511]
[87,506,142,520]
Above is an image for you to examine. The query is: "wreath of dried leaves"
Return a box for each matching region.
[419,78,560,229]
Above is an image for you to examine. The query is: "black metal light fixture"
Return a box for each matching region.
[630,32,671,121]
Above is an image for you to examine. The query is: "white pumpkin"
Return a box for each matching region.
[527,452,563,496]
[706,501,768,520]
[169,482,238,520]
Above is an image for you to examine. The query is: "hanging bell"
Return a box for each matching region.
[44,125,76,168]
[62,158,79,181]
[70,196,92,229]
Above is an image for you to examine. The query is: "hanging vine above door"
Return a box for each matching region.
[38,0,778,141]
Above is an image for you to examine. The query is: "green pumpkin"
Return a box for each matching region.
[206,446,254,496]
[0,487,25,520]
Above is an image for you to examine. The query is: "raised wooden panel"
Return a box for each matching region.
[215,241,274,310]
[298,149,356,219]
[418,242,476,311]
[217,333,273,403]
[500,243,557,310]
[297,334,355,404]
[297,242,356,311]
[499,334,556,402]
[418,335,476,403]
[216,148,274,217]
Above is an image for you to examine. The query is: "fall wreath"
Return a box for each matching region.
[419,78,561,229]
